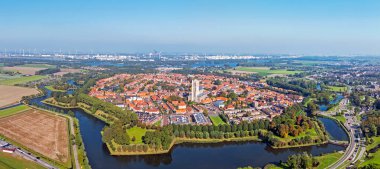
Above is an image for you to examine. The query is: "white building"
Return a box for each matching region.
[191,79,200,102]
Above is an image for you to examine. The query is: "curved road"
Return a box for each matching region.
[327,99,361,169]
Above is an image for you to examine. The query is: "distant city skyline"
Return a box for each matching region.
[0,0,380,55]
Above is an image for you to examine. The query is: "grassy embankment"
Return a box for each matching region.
[360,136,380,167]
[107,134,261,155]
[229,67,303,76]
[0,75,47,85]
[0,152,45,169]
[42,97,115,125]
[45,85,66,92]
[0,105,30,118]
[262,152,343,169]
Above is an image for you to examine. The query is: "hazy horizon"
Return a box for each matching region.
[1,0,380,55]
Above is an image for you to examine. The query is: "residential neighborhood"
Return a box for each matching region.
[89,73,303,126]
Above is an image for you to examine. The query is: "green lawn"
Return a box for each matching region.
[314,152,343,169]
[127,126,152,144]
[154,119,162,127]
[334,115,346,123]
[326,86,347,92]
[231,67,302,76]
[0,75,47,85]
[0,105,30,118]
[45,85,66,92]
[0,152,45,169]
[209,115,226,126]
[19,64,56,69]
[360,136,380,167]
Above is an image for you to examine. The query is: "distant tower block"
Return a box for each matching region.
[191,79,200,102]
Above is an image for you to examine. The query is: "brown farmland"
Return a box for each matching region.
[0,109,69,163]
[3,66,46,75]
[0,85,39,108]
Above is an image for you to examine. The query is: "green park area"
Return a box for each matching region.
[326,85,348,92]
[0,152,44,169]
[0,75,47,85]
[127,126,152,144]
[0,105,30,118]
[209,115,226,126]
[230,67,302,76]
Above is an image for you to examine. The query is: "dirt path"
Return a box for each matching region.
[69,117,81,169]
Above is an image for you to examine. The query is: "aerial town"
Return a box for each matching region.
[89,73,303,126]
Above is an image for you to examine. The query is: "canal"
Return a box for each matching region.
[30,88,346,169]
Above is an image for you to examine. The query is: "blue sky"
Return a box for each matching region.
[0,0,379,55]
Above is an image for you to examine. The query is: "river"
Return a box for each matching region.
[29,88,346,169]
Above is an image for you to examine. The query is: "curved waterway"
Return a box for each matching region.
[30,88,346,169]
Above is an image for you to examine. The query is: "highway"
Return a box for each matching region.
[327,99,364,169]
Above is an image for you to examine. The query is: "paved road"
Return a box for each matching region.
[69,117,81,169]
[327,99,363,169]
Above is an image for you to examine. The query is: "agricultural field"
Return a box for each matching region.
[0,109,70,163]
[2,66,47,75]
[0,85,39,108]
[53,68,82,76]
[293,60,333,66]
[209,115,226,126]
[19,64,56,69]
[0,73,22,81]
[228,67,302,76]
[127,126,152,144]
[0,105,30,118]
[0,152,44,169]
[0,75,47,85]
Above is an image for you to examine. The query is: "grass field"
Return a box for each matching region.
[0,152,45,169]
[315,152,343,169]
[0,75,47,85]
[229,67,302,76]
[334,115,346,123]
[0,109,70,163]
[0,85,39,108]
[127,126,152,144]
[326,85,348,92]
[209,115,226,126]
[360,136,380,167]
[0,105,30,118]
[45,85,66,92]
